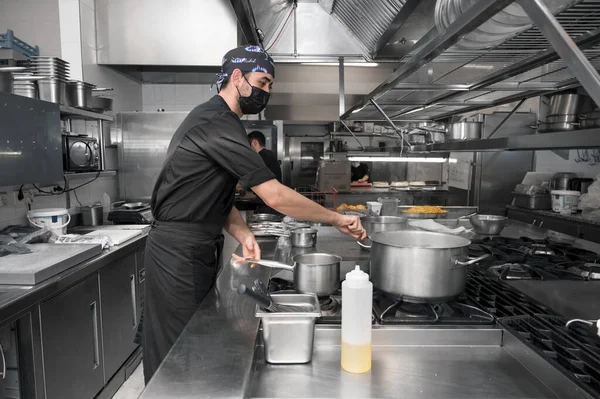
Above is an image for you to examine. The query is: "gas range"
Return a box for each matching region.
[469,236,600,281]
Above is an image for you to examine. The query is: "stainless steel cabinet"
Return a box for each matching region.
[577,224,600,244]
[40,274,104,399]
[285,137,326,188]
[99,253,138,382]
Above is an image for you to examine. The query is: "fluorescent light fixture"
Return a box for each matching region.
[301,62,379,67]
[449,158,458,164]
[348,156,448,163]
[0,151,22,156]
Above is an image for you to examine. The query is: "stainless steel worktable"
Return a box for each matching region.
[140,221,598,399]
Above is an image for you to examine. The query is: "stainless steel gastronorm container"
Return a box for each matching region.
[512,193,552,210]
[447,121,482,141]
[256,293,321,364]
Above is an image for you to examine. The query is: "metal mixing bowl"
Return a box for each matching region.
[469,214,507,235]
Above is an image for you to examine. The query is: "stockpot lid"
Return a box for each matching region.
[369,230,471,249]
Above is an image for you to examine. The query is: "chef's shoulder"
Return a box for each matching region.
[183,108,245,141]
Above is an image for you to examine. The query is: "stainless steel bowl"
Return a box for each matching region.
[469,214,507,235]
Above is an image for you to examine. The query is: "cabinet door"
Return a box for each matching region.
[538,217,578,237]
[507,208,537,224]
[578,224,600,244]
[41,274,103,399]
[99,253,138,381]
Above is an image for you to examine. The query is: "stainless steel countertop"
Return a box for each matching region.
[140,219,600,399]
[0,227,148,325]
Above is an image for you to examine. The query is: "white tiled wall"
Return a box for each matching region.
[534,150,600,178]
[142,84,214,112]
[0,0,62,56]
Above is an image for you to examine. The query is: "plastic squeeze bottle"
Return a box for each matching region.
[341,266,372,373]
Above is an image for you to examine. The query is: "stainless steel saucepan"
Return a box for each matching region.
[244,253,341,297]
[362,230,489,302]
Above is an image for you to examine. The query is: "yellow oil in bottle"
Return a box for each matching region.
[341,341,371,373]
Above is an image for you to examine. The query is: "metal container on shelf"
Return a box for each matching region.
[447,121,482,141]
[547,93,594,116]
[80,204,103,226]
[552,172,577,190]
[512,193,552,210]
[0,67,25,93]
[38,78,67,104]
[255,293,321,364]
[66,81,95,109]
[290,228,317,248]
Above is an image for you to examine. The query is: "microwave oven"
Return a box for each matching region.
[62,135,100,172]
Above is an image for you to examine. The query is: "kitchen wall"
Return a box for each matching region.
[0,0,140,228]
[534,150,600,178]
[0,0,62,57]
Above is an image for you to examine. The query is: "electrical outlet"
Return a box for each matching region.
[0,192,8,207]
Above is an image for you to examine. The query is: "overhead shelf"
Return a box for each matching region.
[59,105,114,122]
[410,128,600,152]
[342,0,600,122]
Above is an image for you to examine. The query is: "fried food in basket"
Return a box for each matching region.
[403,206,448,214]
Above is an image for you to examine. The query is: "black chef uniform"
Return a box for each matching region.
[139,95,275,383]
[256,147,282,214]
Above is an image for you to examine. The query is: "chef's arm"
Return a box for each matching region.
[358,174,369,183]
[224,207,253,243]
[252,180,341,225]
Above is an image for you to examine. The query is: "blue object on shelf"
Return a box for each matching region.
[0,29,40,57]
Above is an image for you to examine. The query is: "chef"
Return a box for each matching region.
[247,130,282,214]
[351,161,370,183]
[139,45,366,383]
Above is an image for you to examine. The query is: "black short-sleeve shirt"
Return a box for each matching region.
[150,95,275,225]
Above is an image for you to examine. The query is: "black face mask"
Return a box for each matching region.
[237,76,270,115]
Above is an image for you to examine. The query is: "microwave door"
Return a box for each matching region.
[70,141,92,168]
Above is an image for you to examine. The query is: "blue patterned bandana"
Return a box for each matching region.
[215,45,275,91]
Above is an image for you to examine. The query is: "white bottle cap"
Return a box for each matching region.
[346,265,369,281]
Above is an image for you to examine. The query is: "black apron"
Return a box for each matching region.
[136,220,224,384]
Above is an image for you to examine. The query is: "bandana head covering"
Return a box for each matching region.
[215,45,275,91]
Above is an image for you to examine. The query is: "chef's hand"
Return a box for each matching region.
[334,214,367,240]
[231,233,261,263]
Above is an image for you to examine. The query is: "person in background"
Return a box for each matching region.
[351,161,370,183]
[248,130,282,214]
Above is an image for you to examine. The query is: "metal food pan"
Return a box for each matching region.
[256,293,321,364]
[401,212,449,219]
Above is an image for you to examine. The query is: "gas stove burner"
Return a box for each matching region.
[519,243,556,257]
[487,263,540,280]
[373,292,495,325]
[318,296,341,317]
[567,263,600,280]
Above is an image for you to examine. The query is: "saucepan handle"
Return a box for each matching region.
[243,258,294,271]
[356,240,372,250]
[455,253,490,267]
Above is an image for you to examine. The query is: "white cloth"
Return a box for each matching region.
[408,219,466,235]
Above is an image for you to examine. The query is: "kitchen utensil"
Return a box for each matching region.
[88,96,113,113]
[361,230,489,302]
[80,204,103,226]
[552,172,577,190]
[547,93,594,116]
[243,253,341,297]
[290,228,317,248]
[512,193,552,210]
[238,284,304,312]
[447,121,482,141]
[248,213,283,223]
[0,67,26,93]
[469,214,507,235]
[255,293,321,364]
[569,177,594,194]
[253,279,271,299]
[38,78,66,104]
[66,81,95,109]
[401,211,449,219]
[237,283,272,309]
[538,121,578,133]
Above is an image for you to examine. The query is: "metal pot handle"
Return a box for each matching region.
[356,240,372,250]
[243,258,294,271]
[455,253,490,267]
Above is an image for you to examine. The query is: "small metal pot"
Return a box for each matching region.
[552,172,577,191]
[290,228,317,248]
[360,216,407,237]
[547,93,594,116]
[469,214,507,235]
[66,81,95,109]
[447,121,482,141]
[363,231,488,302]
[246,253,341,297]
